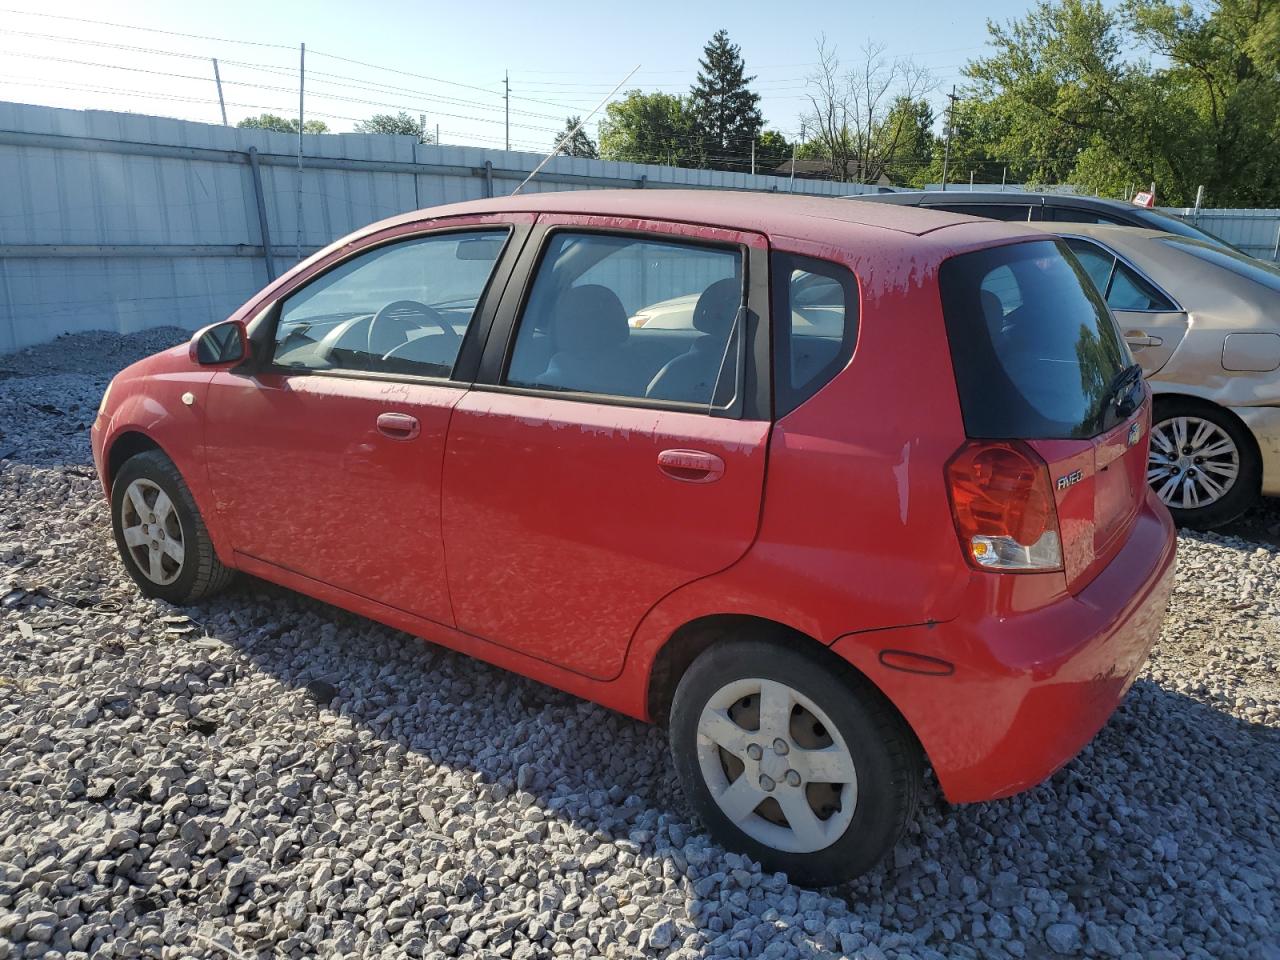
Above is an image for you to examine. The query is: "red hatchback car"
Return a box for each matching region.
[92,191,1176,885]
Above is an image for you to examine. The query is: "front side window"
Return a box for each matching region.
[272,230,507,377]
[505,232,744,408]
[771,254,858,416]
[940,239,1131,440]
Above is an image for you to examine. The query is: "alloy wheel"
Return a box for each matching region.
[1148,415,1240,510]
[695,677,857,854]
[119,478,185,585]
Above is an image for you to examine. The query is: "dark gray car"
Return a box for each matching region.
[849,190,1239,251]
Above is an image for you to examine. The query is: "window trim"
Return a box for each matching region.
[770,252,860,418]
[250,224,520,383]
[479,222,763,419]
[1060,234,1182,314]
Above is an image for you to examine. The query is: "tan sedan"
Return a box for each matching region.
[1027,223,1280,527]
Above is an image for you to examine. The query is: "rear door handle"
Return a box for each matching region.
[1124,331,1163,348]
[658,448,725,483]
[376,412,420,441]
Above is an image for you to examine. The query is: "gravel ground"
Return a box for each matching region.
[1,329,1277,960]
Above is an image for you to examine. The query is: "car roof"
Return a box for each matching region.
[850,190,1140,212]
[366,188,1042,247]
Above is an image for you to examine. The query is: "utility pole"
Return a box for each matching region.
[436,123,440,146]
[750,139,755,177]
[296,42,305,263]
[940,85,958,191]
[211,59,228,126]
[504,71,510,151]
[789,121,802,192]
[419,113,426,143]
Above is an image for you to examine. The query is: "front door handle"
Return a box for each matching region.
[376,412,420,441]
[658,448,725,483]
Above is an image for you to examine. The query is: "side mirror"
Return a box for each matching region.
[191,320,250,366]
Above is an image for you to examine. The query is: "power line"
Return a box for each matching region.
[0,6,296,49]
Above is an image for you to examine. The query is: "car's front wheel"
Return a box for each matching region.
[1148,397,1259,529]
[111,449,234,603]
[669,636,921,886]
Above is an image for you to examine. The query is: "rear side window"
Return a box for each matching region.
[939,240,1130,440]
[771,253,858,416]
[1063,238,1178,311]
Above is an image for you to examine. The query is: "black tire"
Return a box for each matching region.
[1150,397,1260,530]
[111,449,234,603]
[669,636,921,886]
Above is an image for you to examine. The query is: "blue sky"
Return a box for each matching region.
[2,0,1041,151]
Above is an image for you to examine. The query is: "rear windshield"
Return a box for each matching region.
[1135,208,1242,252]
[939,239,1131,440]
[1160,237,1280,293]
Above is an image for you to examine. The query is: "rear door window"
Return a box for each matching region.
[1063,238,1177,311]
[939,240,1131,439]
[771,254,858,416]
[504,232,744,409]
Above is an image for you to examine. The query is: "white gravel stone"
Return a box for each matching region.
[0,329,1277,958]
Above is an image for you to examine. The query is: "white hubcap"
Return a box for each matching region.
[120,478,185,585]
[1148,416,1239,510]
[696,677,857,854]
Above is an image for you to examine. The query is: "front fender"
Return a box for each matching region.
[93,369,232,565]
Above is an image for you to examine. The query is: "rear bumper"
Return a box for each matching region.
[831,489,1177,803]
[1232,405,1280,497]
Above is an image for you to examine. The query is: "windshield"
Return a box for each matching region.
[939,239,1132,440]
[1160,237,1280,294]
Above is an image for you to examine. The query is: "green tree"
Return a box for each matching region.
[689,29,763,170]
[753,130,792,171]
[598,90,698,166]
[962,0,1280,204]
[353,111,435,142]
[552,116,599,158]
[237,113,329,134]
[882,98,935,185]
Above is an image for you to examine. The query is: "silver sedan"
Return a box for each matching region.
[1031,223,1280,528]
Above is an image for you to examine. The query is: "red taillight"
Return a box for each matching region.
[946,441,1063,572]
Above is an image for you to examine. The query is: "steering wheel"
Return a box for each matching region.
[367,300,459,362]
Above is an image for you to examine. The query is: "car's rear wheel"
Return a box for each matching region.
[669,636,921,886]
[111,449,234,603]
[1149,397,1259,529]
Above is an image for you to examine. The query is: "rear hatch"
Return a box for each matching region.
[939,239,1148,593]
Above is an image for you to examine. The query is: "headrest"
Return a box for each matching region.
[980,289,1004,327]
[553,284,629,350]
[693,278,742,336]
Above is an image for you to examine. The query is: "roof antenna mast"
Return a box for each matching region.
[511,64,641,196]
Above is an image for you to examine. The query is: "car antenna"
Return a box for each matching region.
[510,64,640,196]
